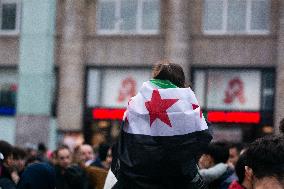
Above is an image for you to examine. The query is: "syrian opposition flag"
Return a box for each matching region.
[108,79,212,188]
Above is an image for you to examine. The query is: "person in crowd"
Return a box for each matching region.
[54,145,89,189]
[228,152,253,189]
[79,144,95,166]
[37,143,49,162]
[245,135,284,189]
[227,143,243,168]
[12,147,27,176]
[16,162,56,189]
[91,144,112,170]
[199,143,237,189]
[0,140,16,189]
[10,147,27,185]
[109,60,212,188]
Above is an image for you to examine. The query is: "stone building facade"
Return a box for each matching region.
[0,0,283,145]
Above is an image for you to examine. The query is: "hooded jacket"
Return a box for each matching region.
[16,163,55,189]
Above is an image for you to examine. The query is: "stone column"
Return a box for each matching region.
[275,0,284,133]
[57,0,86,131]
[164,0,192,82]
[16,0,56,146]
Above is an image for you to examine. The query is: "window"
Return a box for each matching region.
[0,0,21,35]
[203,0,270,34]
[97,0,160,35]
[0,69,18,116]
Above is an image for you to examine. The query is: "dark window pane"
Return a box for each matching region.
[261,72,275,111]
[1,3,17,30]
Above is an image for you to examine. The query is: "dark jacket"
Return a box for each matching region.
[16,162,55,189]
[112,124,212,189]
[0,163,16,189]
[55,164,89,189]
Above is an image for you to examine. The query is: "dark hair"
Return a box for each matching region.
[245,135,284,182]
[152,60,186,88]
[235,152,247,184]
[0,140,13,162]
[98,144,110,161]
[13,147,27,160]
[38,143,47,153]
[204,143,229,164]
[55,145,70,157]
[227,143,244,154]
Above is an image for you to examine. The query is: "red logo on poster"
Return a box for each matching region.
[223,77,246,104]
[117,77,137,103]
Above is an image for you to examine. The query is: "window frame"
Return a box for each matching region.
[203,0,270,35]
[0,0,21,35]
[96,0,160,35]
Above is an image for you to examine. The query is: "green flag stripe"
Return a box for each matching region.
[150,79,178,88]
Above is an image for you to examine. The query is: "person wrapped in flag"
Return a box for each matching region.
[107,60,212,189]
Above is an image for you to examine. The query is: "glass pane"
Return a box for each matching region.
[1,3,16,30]
[203,0,223,31]
[99,1,116,30]
[121,0,138,31]
[251,0,269,30]
[227,0,246,32]
[142,0,160,30]
[261,72,275,111]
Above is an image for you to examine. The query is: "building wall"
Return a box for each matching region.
[0,0,282,135]
[190,0,279,67]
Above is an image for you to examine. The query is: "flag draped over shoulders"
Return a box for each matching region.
[113,79,212,188]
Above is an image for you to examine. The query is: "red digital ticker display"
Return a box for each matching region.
[92,108,261,124]
[92,108,126,120]
[207,111,261,124]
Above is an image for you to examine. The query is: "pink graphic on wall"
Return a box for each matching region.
[223,77,246,104]
[117,77,137,103]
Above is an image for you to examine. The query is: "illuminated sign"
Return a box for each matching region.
[207,111,261,124]
[92,108,125,120]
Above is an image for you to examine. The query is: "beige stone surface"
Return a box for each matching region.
[164,0,191,81]
[57,0,86,131]
[86,37,164,66]
[275,0,284,133]
[192,37,276,66]
[0,37,19,65]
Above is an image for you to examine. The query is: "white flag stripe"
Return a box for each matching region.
[123,81,208,136]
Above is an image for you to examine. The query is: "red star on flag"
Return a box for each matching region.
[145,90,178,127]
[192,104,202,118]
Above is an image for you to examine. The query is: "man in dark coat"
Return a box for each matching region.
[16,163,55,189]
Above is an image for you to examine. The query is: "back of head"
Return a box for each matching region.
[98,144,110,161]
[17,162,56,189]
[205,143,229,164]
[152,60,186,88]
[235,152,247,184]
[245,135,284,182]
[13,146,27,160]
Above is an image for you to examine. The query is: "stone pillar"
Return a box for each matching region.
[164,0,191,82]
[16,0,56,146]
[57,0,86,131]
[275,0,284,133]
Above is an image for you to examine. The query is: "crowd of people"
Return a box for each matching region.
[1,61,284,189]
[0,141,112,189]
